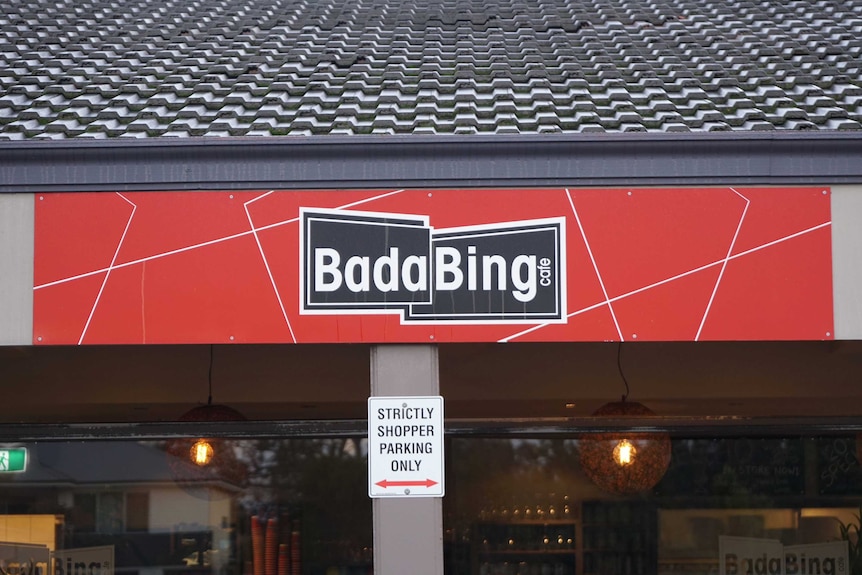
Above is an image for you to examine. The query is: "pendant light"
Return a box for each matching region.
[578,343,671,494]
[166,345,247,497]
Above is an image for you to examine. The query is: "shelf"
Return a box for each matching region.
[582,550,649,556]
[479,549,577,556]
[475,518,577,525]
[473,501,658,575]
[659,557,719,565]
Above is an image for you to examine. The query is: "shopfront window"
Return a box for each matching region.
[0,438,372,575]
[443,435,862,575]
[4,429,862,575]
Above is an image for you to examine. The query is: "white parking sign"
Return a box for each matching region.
[368,396,444,498]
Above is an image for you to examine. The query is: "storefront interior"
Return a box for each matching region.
[1,341,861,575]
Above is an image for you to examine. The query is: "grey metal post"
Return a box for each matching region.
[370,344,443,575]
[0,193,34,345]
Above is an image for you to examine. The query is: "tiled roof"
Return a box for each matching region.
[1,0,861,138]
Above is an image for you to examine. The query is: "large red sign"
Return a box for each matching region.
[33,187,833,344]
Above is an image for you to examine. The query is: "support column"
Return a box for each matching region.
[0,194,34,345]
[370,344,443,575]
[832,185,862,339]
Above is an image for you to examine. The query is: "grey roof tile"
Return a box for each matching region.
[2,0,862,138]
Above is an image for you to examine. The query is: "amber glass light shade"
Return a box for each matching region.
[165,403,248,497]
[578,400,671,495]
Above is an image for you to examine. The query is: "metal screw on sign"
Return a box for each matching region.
[402,403,408,408]
[405,489,410,495]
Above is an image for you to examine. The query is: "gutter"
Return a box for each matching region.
[1,131,861,192]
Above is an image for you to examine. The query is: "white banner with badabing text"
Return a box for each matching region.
[719,536,849,575]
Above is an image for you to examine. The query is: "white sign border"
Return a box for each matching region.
[368,395,445,499]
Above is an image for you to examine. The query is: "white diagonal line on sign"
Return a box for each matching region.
[78,193,137,345]
[332,189,406,211]
[499,221,831,343]
[34,190,409,290]
[565,188,624,341]
[35,228,258,289]
[497,299,610,342]
[605,221,832,307]
[695,188,750,341]
[244,191,297,343]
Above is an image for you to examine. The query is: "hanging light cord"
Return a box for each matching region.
[617,341,630,402]
[207,344,214,406]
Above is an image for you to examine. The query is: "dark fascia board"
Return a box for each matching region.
[1,416,862,441]
[1,131,861,193]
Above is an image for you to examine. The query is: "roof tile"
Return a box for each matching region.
[2,0,862,137]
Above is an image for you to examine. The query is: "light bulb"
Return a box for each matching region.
[613,438,636,466]
[190,439,214,466]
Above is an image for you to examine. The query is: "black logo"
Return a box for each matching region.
[300,208,566,323]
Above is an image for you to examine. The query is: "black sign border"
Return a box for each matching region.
[300,208,567,325]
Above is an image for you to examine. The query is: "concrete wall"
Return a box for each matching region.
[831,185,862,339]
[0,193,32,345]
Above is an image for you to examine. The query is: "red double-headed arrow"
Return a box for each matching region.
[375,478,438,489]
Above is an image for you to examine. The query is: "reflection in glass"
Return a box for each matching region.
[444,436,862,575]
[0,439,372,575]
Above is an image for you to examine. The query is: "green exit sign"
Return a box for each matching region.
[0,448,27,472]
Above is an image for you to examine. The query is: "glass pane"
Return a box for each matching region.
[444,436,862,575]
[0,439,372,575]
